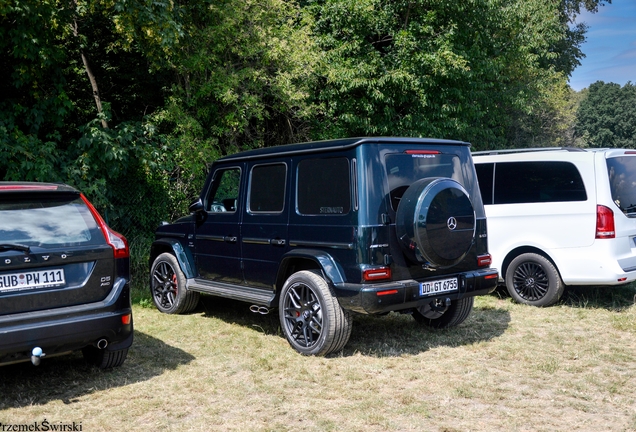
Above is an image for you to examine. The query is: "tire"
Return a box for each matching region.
[413,296,474,328]
[82,346,128,369]
[395,178,475,268]
[505,253,564,307]
[279,270,353,356]
[150,252,200,314]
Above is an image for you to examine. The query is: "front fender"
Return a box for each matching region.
[151,238,197,279]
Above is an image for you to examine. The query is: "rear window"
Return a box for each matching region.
[0,196,104,247]
[385,153,463,210]
[491,161,586,204]
[607,156,636,217]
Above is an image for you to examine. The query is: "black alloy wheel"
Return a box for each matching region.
[150,253,199,314]
[506,253,564,307]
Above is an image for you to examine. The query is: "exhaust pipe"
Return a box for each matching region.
[249,305,272,315]
[96,339,108,349]
[31,347,45,366]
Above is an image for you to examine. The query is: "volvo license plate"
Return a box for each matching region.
[419,277,458,296]
[0,269,66,292]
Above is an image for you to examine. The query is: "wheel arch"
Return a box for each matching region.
[501,246,561,281]
[275,249,346,293]
[150,238,197,279]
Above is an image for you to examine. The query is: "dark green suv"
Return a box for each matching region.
[150,137,497,355]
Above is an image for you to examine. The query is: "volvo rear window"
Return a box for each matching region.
[0,196,104,247]
[607,156,636,217]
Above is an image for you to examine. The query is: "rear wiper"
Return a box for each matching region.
[0,243,31,253]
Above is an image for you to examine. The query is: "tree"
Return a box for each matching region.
[575,81,636,148]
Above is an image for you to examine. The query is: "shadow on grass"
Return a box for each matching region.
[0,331,194,410]
[491,283,636,311]
[196,295,511,358]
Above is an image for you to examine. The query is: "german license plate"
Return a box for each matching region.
[0,269,66,292]
[419,277,458,296]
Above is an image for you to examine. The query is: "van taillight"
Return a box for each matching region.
[596,205,615,239]
[80,193,130,258]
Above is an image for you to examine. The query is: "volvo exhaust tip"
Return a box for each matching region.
[96,339,108,349]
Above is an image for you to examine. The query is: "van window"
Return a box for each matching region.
[607,156,636,217]
[493,161,587,204]
[297,158,350,215]
[475,163,494,205]
[249,163,287,213]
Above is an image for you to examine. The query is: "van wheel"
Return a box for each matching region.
[279,270,352,356]
[413,296,474,328]
[150,253,200,314]
[505,253,564,307]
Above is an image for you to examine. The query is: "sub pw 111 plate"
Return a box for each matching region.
[0,269,66,292]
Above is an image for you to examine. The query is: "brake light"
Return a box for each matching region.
[363,267,392,281]
[596,205,615,239]
[80,193,130,258]
[477,254,492,267]
[121,313,132,325]
[405,150,440,155]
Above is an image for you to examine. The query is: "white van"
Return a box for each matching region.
[473,148,636,306]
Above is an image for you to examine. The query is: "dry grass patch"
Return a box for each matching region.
[1,285,635,431]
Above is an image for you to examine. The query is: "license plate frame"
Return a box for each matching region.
[0,268,66,292]
[419,277,459,297]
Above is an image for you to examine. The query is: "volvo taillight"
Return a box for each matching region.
[81,193,130,258]
[596,205,615,239]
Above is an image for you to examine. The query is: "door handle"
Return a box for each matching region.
[269,239,286,246]
[224,236,237,243]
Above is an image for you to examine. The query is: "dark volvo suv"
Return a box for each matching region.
[150,137,498,355]
[0,183,133,368]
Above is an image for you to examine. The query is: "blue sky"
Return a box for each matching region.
[568,0,636,91]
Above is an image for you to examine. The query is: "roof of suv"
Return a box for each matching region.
[218,137,471,162]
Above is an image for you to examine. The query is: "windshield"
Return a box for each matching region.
[607,156,636,217]
[0,196,104,246]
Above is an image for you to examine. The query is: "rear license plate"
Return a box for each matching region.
[0,269,66,292]
[419,277,458,296]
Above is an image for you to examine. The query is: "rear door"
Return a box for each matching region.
[0,192,114,315]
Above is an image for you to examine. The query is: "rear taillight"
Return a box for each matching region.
[477,254,492,267]
[362,266,392,281]
[80,193,130,258]
[596,205,615,239]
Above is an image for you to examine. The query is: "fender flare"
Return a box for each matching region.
[151,238,197,279]
[276,248,346,288]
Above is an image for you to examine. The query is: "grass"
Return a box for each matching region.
[1,285,635,431]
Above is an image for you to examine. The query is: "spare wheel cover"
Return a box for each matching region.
[395,177,475,268]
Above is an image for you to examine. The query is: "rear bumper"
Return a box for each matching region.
[0,278,132,366]
[333,268,498,314]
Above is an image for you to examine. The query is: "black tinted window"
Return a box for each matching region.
[249,164,287,213]
[0,196,103,247]
[607,156,636,216]
[297,158,350,215]
[385,153,462,210]
[475,163,494,205]
[207,167,241,212]
[493,161,586,204]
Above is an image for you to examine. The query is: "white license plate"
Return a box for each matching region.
[419,277,458,296]
[0,269,66,292]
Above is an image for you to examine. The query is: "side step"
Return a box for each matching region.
[187,279,276,307]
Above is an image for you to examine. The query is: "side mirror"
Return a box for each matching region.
[189,198,204,213]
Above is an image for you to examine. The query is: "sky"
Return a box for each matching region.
[568,0,636,91]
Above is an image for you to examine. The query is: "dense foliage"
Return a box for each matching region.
[0,0,622,270]
[575,81,636,148]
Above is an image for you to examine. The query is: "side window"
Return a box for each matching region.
[248,163,287,213]
[493,161,587,204]
[206,167,241,212]
[475,163,494,205]
[297,158,351,215]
